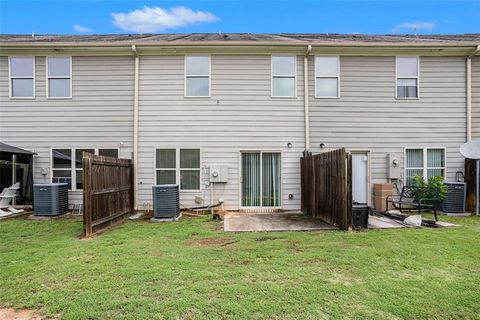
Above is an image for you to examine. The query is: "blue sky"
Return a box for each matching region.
[0,1,479,35]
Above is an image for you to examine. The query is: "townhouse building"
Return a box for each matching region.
[1,34,479,211]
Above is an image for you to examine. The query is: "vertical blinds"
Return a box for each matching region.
[262,153,281,207]
[242,153,261,207]
[242,152,281,207]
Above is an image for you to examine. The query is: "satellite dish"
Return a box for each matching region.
[460,139,480,160]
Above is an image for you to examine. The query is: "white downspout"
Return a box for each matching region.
[132,45,139,210]
[304,45,312,152]
[467,57,472,142]
[467,45,480,142]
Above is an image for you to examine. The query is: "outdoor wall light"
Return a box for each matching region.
[319,143,326,149]
[287,142,292,148]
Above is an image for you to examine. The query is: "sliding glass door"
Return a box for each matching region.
[241,152,281,208]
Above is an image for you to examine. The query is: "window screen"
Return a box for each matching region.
[155,148,201,190]
[10,57,34,98]
[47,57,71,98]
[156,149,177,185]
[272,56,296,97]
[180,149,200,190]
[315,56,339,97]
[397,57,419,99]
[185,56,210,97]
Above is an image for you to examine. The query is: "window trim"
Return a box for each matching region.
[8,56,35,99]
[271,55,297,98]
[46,56,72,99]
[184,55,211,98]
[404,147,446,183]
[50,147,119,191]
[154,147,202,192]
[237,149,284,209]
[395,56,420,100]
[314,55,341,99]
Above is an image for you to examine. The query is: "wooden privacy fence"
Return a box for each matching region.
[465,159,477,212]
[83,152,134,237]
[300,148,352,230]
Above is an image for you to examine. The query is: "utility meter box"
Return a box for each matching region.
[209,165,228,183]
[388,153,402,179]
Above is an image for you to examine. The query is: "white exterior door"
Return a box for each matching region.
[352,152,369,204]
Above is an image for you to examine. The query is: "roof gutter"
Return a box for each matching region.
[304,45,312,153]
[1,40,479,48]
[466,45,480,142]
[132,44,139,210]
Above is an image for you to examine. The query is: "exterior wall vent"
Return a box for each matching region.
[441,182,466,213]
[152,184,180,218]
[33,183,69,216]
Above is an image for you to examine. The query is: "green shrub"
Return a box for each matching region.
[411,175,448,203]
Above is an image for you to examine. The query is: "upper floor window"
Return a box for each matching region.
[9,57,35,98]
[47,57,72,98]
[185,56,210,97]
[396,57,419,99]
[271,56,296,97]
[315,56,340,98]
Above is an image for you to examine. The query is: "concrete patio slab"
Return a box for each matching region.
[224,211,336,232]
[368,215,405,229]
[368,215,460,229]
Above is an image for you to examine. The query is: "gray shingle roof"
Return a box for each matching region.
[1,33,479,44]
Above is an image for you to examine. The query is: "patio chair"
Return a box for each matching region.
[0,182,24,216]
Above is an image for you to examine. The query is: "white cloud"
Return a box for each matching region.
[73,24,94,33]
[392,21,436,33]
[111,6,219,33]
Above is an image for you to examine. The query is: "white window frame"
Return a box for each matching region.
[404,147,446,183]
[46,56,72,99]
[271,55,297,98]
[237,149,283,209]
[314,55,340,98]
[154,148,202,192]
[395,56,420,100]
[9,56,35,99]
[184,55,211,98]
[50,147,119,191]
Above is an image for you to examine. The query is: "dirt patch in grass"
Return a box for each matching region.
[301,257,328,265]
[0,308,51,320]
[189,237,238,247]
[255,236,284,242]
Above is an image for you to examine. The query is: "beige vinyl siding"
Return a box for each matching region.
[0,56,134,205]
[137,55,305,210]
[309,56,467,204]
[0,52,472,210]
[472,57,480,139]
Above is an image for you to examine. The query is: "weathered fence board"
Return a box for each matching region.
[83,153,134,237]
[301,148,352,230]
[465,159,477,212]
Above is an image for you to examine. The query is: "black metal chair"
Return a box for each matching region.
[386,186,439,221]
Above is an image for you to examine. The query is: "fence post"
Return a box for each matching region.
[346,151,352,230]
[83,152,92,237]
[130,160,135,213]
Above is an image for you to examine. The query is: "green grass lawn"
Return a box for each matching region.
[1,215,479,320]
